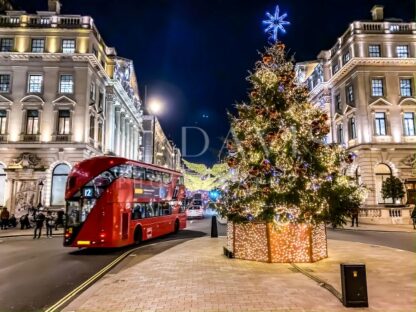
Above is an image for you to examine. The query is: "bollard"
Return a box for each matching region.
[340,264,368,307]
[211,215,218,237]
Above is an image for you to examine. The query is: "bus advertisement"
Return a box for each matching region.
[63,156,186,248]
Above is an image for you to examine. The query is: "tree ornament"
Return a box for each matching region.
[261,159,272,172]
[263,55,273,65]
[227,157,238,168]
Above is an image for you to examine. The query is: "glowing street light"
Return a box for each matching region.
[147,97,164,115]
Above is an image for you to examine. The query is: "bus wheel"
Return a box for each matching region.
[134,226,142,244]
[174,220,179,234]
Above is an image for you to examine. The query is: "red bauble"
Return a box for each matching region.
[263,55,273,65]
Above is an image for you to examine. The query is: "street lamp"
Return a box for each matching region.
[38,180,44,208]
[147,97,164,165]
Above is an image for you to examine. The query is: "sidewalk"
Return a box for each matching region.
[64,237,416,312]
[334,223,415,233]
[0,227,64,238]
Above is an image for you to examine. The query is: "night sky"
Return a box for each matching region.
[12,0,414,165]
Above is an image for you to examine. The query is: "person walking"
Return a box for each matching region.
[351,207,359,227]
[45,211,54,238]
[0,207,10,230]
[33,208,45,239]
[411,207,416,230]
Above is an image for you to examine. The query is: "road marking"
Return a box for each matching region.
[44,239,183,312]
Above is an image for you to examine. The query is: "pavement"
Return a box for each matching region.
[63,236,416,312]
[0,227,64,238]
[335,223,415,233]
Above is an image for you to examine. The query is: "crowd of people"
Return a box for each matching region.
[0,206,65,238]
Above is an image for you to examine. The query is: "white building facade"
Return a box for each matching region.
[0,2,143,216]
[296,6,416,224]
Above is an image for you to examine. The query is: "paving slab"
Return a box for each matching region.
[63,237,416,312]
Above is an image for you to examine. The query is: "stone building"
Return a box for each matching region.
[296,6,416,224]
[0,1,144,216]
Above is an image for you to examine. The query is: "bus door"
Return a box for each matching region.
[121,210,129,240]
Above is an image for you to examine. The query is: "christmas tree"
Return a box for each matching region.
[220,42,362,227]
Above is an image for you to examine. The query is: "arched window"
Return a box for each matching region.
[51,163,70,206]
[375,163,392,204]
[0,164,6,206]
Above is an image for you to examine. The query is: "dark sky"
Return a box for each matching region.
[12,0,414,165]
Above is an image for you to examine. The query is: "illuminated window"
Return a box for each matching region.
[368,45,381,57]
[51,164,70,206]
[400,79,412,97]
[89,82,96,101]
[348,117,356,140]
[31,39,45,53]
[371,79,384,97]
[26,110,39,135]
[28,74,43,93]
[0,74,10,92]
[0,38,13,52]
[62,39,76,53]
[0,110,7,135]
[332,63,339,75]
[57,110,70,135]
[59,75,74,94]
[396,45,409,58]
[97,121,103,145]
[343,51,351,64]
[403,112,415,136]
[337,124,344,144]
[89,115,95,139]
[374,112,387,136]
[335,94,342,112]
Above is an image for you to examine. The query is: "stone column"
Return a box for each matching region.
[104,88,116,154]
[114,107,121,155]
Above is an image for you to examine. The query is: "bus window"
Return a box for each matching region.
[161,202,171,215]
[146,169,155,181]
[67,200,81,226]
[93,171,114,197]
[145,203,154,218]
[152,202,160,216]
[154,171,162,183]
[162,173,171,184]
[132,166,145,180]
[110,165,132,178]
[132,203,144,220]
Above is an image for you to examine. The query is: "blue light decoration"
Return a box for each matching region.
[262,5,290,42]
[209,189,220,201]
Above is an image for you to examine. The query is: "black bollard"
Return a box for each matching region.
[211,215,218,238]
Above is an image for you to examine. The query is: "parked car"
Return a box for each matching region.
[186,206,204,219]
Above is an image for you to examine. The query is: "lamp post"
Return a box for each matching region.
[147,97,164,165]
[38,180,44,208]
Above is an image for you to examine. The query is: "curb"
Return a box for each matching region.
[0,233,64,239]
[329,228,415,234]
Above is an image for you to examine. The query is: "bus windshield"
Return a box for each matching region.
[66,198,96,226]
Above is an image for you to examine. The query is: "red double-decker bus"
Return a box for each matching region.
[63,156,186,248]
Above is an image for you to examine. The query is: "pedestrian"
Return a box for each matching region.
[9,214,17,228]
[0,207,10,230]
[351,207,359,227]
[33,208,45,239]
[20,214,31,230]
[411,207,416,230]
[45,211,54,238]
[55,209,65,230]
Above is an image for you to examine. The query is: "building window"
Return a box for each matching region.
[343,51,351,64]
[26,110,39,135]
[0,165,5,206]
[403,112,415,136]
[374,112,387,136]
[0,74,10,92]
[51,164,70,206]
[31,39,45,53]
[332,63,339,75]
[368,45,381,57]
[62,39,76,53]
[348,117,357,140]
[346,84,354,104]
[396,45,409,58]
[0,110,7,134]
[335,94,342,112]
[371,79,384,97]
[400,79,412,97]
[59,75,74,94]
[57,110,71,135]
[375,164,393,204]
[98,92,104,111]
[0,38,13,52]
[27,74,43,93]
[97,122,103,144]
[90,82,96,101]
[337,124,344,144]
[92,46,98,57]
[89,115,95,139]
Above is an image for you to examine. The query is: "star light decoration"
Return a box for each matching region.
[262,5,290,42]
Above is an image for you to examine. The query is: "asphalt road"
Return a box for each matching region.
[0,217,225,312]
[0,217,413,312]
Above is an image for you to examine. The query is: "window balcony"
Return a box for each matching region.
[20,134,40,142]
[53,134,72,142]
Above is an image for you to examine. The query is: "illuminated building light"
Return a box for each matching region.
[227,222,327,263]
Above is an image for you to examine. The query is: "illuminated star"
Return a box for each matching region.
[262,5,290,42]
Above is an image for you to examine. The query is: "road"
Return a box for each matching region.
[0,217,414,311]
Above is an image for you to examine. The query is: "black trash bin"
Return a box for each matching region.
[340,264,368,307]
